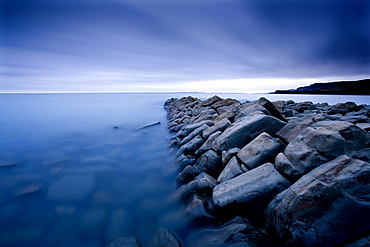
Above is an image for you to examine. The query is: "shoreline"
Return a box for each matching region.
[163,95,370,246]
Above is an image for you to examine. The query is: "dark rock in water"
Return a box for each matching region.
[176,165,200,187]
[212,114,286,152]
[193,150,223,178]
[237,132,285,170]
[186,216,264,247]
[171,173,217,203]
[202,118,231,139]
[179,124,209,146]
[182,194,217,226]
[213,163,291,220]
[265,155,370,247]
[106,237,142,247]
[195,131,222,157]
[177,135,205,156]
[150,228,182,247]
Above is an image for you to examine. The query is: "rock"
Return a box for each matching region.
[107,237,142,247]
[212,98,240,110]
[234,101,269,120]
[189,108,218,124]
[171,173,217,202]
[217,156,244,183]
[150,228,182,247]
[172,154,195,171]
[265,155,370,247]
[345,234,370,246]
[274,153,301,181]
[176,165,200,186]
[290,101,316,113]
[195,131,222,156]
[213,163,291,219]
[186,216,260,247]
[277,113,327,143]
[354,148,370,163]
[237,132,285,170]
[193,150,223,178]
[281,109,294,118]
[202,118,231,139]
[356,122,370,131]
[177,135,205,156]
[221,147,240,166]
[182,195,217,226]
[178,120,213,139]
[258,97,288,123]
[201,95,223,107]
[179,124,209,146]
[329,101,358,115]
[212,114,287,152]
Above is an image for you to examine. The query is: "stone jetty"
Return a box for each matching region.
[164,95,370,247]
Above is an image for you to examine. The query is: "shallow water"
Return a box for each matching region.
[0,92,369,247]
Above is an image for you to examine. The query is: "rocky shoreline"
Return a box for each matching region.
[164,95,370,247]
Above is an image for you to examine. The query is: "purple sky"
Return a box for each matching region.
[1,0,369,93]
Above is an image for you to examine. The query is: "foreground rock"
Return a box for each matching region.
[164,95,370,246]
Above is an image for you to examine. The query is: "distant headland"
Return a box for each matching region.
[274,79,370,95]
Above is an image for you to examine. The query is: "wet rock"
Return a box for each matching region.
[221,147,240,166]
[329,101,359,115]
[213,163,291,219]
[217,156,244,183]
[107,237,142,247]
[176,165,200,186]
[150,228,182,247]
[212,98,241,111]
[265,155,370,247]
[277,113,327,143]
[212,114,286,152]
[274,153,301,181]
[171,173,217,203]
[178,120,213,139]
[182,195,217,226]
[179,124,209,146]
[201,95,223,107]
[237,132,285,170]
[186,216,260,247]
[172,154,195,171]
[177,135,205,156]
[202,118,231,139]
[258,97,288,123]
[357,122,370,131]
[193,150,223,178]
[195,131,222,157]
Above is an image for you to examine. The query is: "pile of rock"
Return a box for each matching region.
[164,95,370,247]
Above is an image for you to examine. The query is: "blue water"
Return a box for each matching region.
[0,93,369,247]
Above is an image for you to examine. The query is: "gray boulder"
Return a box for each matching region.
[171,173,217,202]
[177,135,205,156]
[274,153,301,181]
[179,124,209,146]
[258,97,287,123]
[277,113,327,143]
[237,132,285,170]
[221,147,240,166]
[182,195,217,226]
[217,156,244,183]
[212,114,286,152]
[193,150,223,178]
[178,120,213,139]
[195,131,222,156]
[202,118,231,139]
[176,165,200,186]
[265,155,370,247]
[213,163,291,219]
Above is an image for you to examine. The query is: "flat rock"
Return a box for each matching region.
[212,114,286,152]
[213,163,291,219]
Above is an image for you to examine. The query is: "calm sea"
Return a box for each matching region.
[0,93,369,247]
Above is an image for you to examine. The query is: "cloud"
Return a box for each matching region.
[1,0,369,93]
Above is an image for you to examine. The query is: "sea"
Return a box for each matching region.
[1,92,370,247]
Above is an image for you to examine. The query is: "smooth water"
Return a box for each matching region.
[1,92,369,247]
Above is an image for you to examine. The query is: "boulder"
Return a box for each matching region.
[221,147,240,166]
[186,216,259,247]
[237,132,285,170]
[179,124,209,146]
[202,95,223,107]
[182,195,217,226]
[274,153,301,181]
[213,163,291,219]
[265,155,370,247]
[234,101,269,120]
[171,173,217,202]
[172,154,195,171]
[177,120,213,139]
[217,156,244,183]
[202,118,231,139]
[150,228,182,247]
[177,135,205,156]
[329,101,358,115]
[212,114,287,152]
[176,165,200,186]
[195,131,222,156]
[193,150,223,178]
[277,114,327,143]
[258,97,287,123]
[212,98,241,110]
[107,237,142,247]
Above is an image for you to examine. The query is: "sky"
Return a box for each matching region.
[0,0,369,93]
